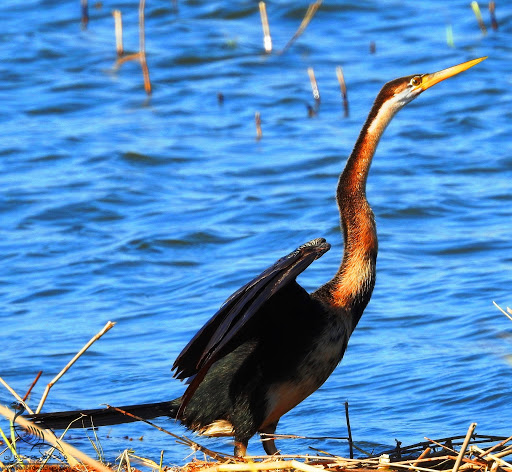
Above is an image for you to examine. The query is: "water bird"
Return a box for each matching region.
[26,57,486,456]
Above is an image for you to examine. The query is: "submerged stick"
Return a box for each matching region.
[281,0,322,54]
[255,112,262,140]
[489,1,498,31]
[452,422,477,472]
[336,66,349,117]
[139,0,152,95]
[470,1,487,34]
[113,9,124,56]
[259,2,272,53]
[81,0,89,29]
[35,321,116,414]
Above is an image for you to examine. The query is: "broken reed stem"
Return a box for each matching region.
[255,112,262,140]
[35,321,116,414]
[452,422,477,472]
[0,376,35,415]
[113,9,123,56]
[489,1,498,30]
[308,67,320,105]
[0,405,111,471]
[81,0,89,29]
[22,370,42,402]
[336,66,349,118]
[139,0,152,95]
[493,301,512,322]
[470,1,487,34]
[280,0,322,54]
[259,2,272,53]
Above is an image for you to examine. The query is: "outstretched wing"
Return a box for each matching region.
[172,237,330,413]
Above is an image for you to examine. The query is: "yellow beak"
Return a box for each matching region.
[420,56,487,91]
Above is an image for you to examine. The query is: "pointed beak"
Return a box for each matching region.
[420,56,487,91]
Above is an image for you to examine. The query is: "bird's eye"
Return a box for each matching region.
[410,76,422,86]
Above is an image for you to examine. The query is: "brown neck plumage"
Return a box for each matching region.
[314,89,400,327]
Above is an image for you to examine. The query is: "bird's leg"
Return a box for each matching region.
[259,421,279,455]
[234,439,248,457]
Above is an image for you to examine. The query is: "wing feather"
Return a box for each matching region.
[172,238,330,413]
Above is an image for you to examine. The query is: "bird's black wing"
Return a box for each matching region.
[172,237,330,413]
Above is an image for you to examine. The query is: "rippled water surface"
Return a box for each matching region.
[1,0,512,466]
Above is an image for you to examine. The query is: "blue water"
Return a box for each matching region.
[1,0,511,466]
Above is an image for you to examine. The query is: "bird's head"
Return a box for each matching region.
[378,56,487,111]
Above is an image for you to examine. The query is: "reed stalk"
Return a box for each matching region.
[113,9,124,56]
[259,2,272,53]
[281,0,322,54]
[336,66,349,117]
[470,2,487,34]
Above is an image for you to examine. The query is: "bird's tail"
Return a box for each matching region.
[25,400,180,430]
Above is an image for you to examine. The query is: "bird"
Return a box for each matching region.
[25,57,486,457]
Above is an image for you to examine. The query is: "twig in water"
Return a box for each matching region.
[0,376,35,415]
[35,321,116,414]
[113,10,123,56]
[280,0,322,54]
[493,301,512,321]
[344,401,354,459]
[489,1,498,30]
[308,67,320,111]
[139,0,152,95]
[81,0,89,29]
[259,2,272,53]
[22,370,42,404]
[470,2,487,34]
[255,112,262,140]
[452,422,477,472]
[336,66,349,118]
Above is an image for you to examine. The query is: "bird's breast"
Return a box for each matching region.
[260,317,349,429]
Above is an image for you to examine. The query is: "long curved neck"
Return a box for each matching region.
[314,92,399,328]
